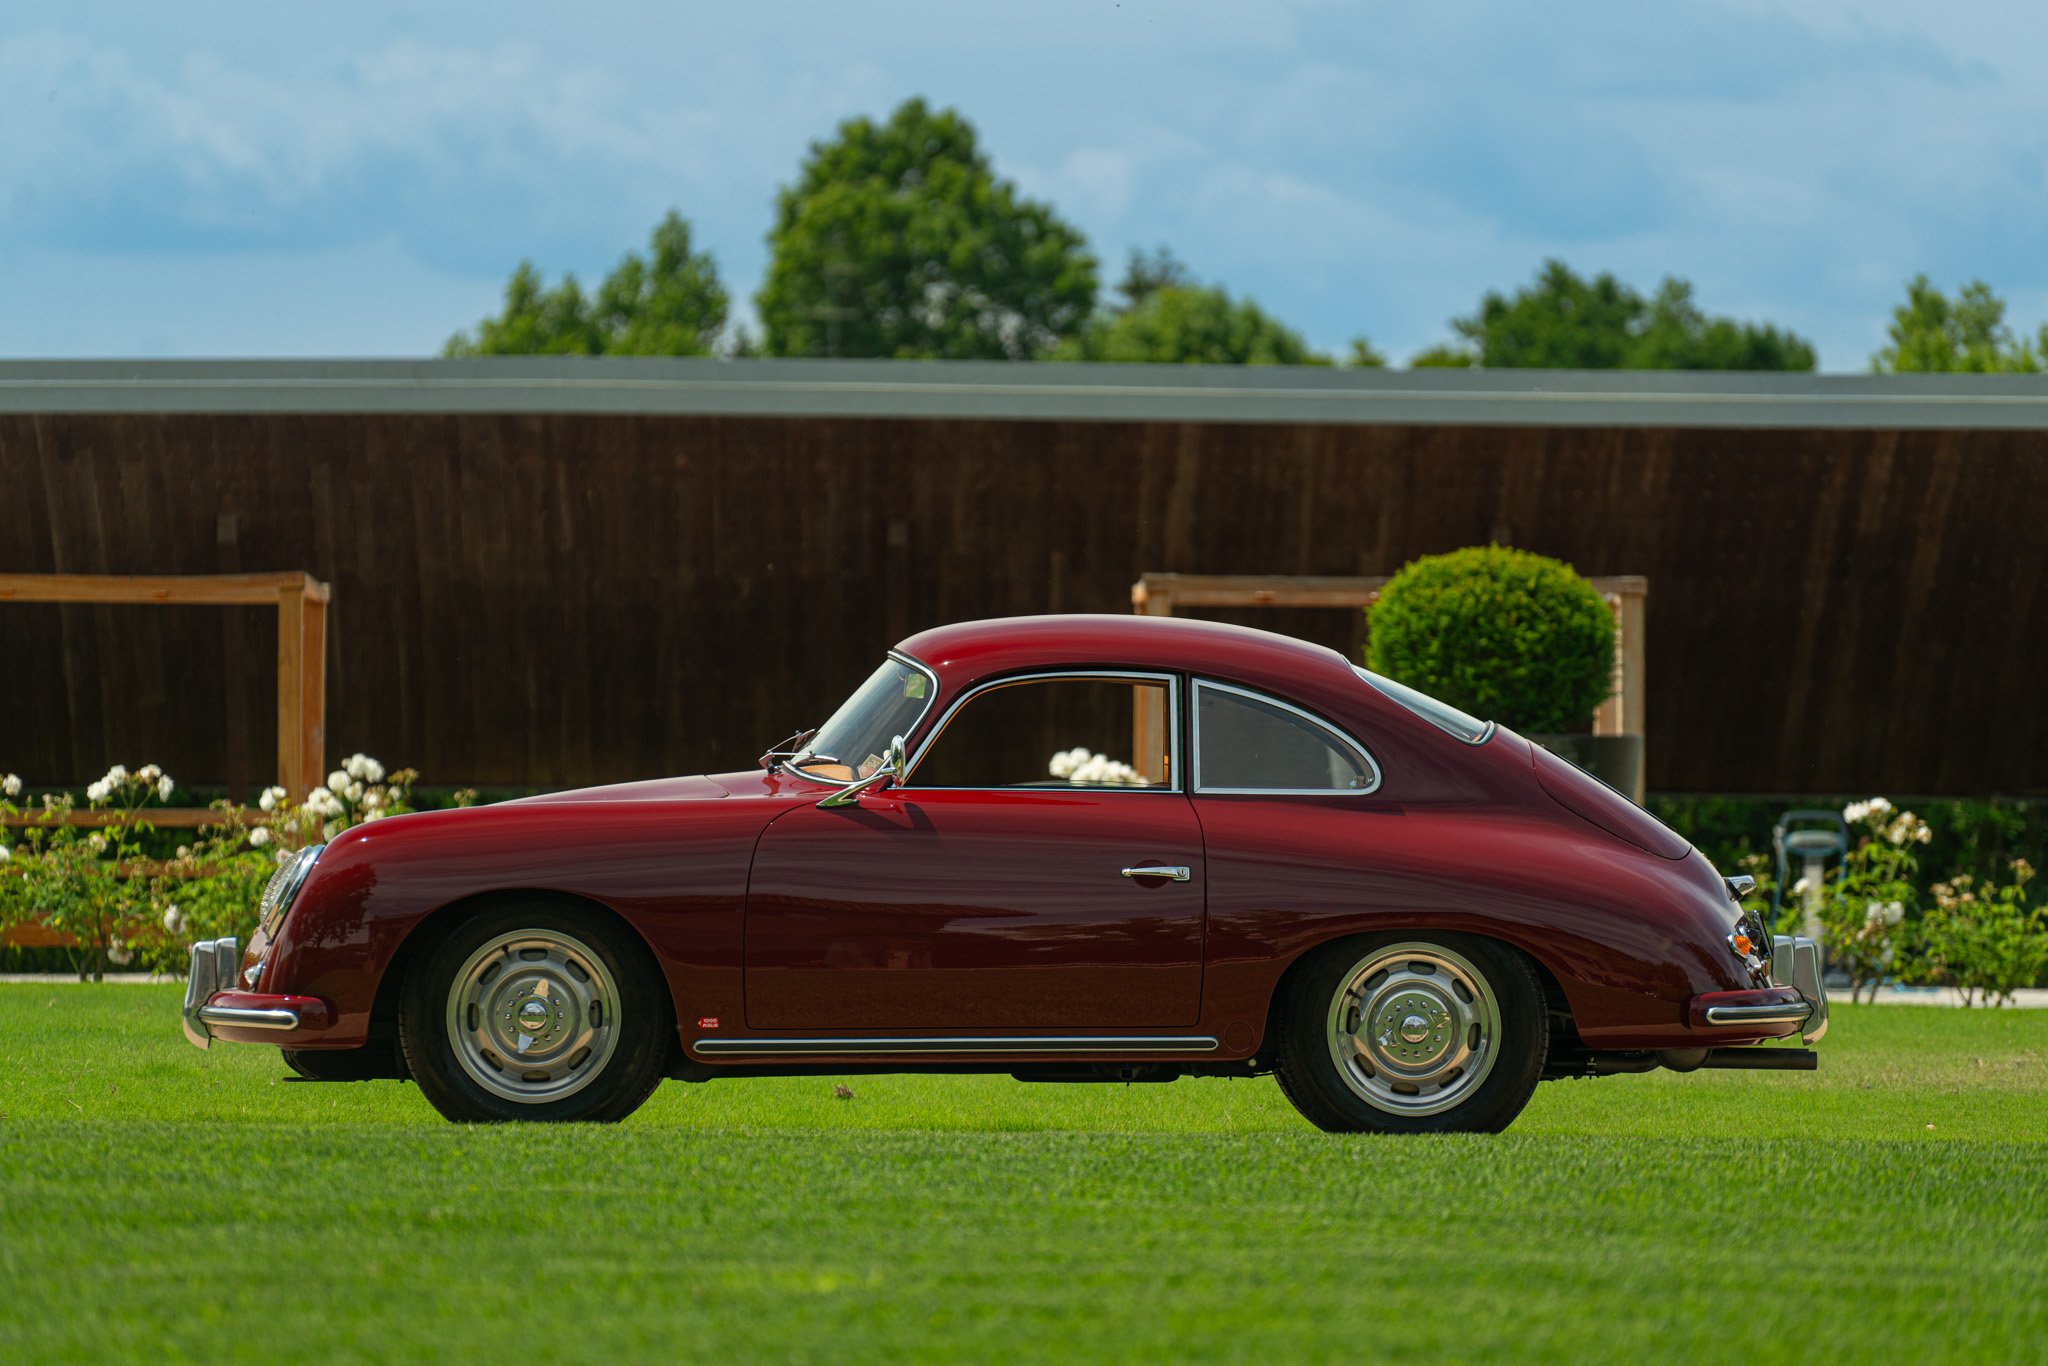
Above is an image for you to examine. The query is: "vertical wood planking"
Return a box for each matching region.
[2,411,2045,795]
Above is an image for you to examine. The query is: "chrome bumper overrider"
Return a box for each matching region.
[181,937,303,1048]
[1763,933,1829,1044]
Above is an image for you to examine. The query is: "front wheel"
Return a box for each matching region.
[399,903,670,1123]
[1272,934,1547,1134]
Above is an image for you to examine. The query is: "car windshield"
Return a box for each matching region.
[790,655,936,782]
[1355,666,1494,744]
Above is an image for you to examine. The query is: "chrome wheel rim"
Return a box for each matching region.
[445,929,621,1105]
[1326,942,1501,1116]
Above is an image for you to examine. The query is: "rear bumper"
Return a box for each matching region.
[180,937,333,1048]
[1685,934,1829,1045]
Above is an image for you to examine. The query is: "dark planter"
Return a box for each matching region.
[1527,733,1646,803]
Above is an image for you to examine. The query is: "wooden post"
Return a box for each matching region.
[274,574,329,799]
[1591,578,1647,739]
[277,581,306,798]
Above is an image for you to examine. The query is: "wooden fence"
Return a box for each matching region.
[3,411,2044,795]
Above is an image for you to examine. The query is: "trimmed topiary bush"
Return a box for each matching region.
[1367,545,1615,733]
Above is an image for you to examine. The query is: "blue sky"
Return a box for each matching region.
[2,1,2042,368]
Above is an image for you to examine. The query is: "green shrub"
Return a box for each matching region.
[1,755,434,978]
[1367,545,1615,733]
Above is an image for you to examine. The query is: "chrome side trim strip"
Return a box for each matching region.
[196,1005,302,1031]
[693,1034,1221,1057]
[1702,1002,1815,1026]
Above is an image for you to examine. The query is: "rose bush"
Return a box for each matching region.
[1733,795,2046,1002]
[1,754,435,978]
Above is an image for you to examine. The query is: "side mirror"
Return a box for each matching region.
[817,734,906,810]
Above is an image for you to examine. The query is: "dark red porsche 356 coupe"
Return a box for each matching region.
[183,615,1826,1132]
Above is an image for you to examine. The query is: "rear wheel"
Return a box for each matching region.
[1272,934,1546,1134]
[399,903,669,1123]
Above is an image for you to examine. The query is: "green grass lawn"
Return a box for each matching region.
[2,987,2044,1363]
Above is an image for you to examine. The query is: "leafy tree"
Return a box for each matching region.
[1115,247,1194,308]
[1872,275,2045,373]
[1056,247,1328,365]
[1633,279,1814,370]
[757,98,1097,359]
[1413,260,1815,370]
[447,212,728,357]
[1057,283,1328,365]
[1408,343,1475,368]
[1346,337,1388,368]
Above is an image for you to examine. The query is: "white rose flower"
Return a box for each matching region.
[344,753,367,780]
[156,775,175,802]
[105,764,129,785]
[2,773,20,797]
[107,944,135,966]
[346,781,364,803]
[1842,801,1870,824]
[0,844,11,862]
[361,790,382,810]
[87,832,108,853]
[163,904,185,935]
[176,845,191,859]
[138,764,162,784]
[248,827,272,847]
[259,786,287,812]
[364,808,385,822]
[86,780,112,803]
[361,758,385,783]
[327,771,349,793]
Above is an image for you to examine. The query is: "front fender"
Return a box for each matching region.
[263,795,792,1047]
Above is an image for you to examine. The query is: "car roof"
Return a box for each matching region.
[896,614,1354,696]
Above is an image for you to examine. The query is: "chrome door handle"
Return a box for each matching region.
[1120,865,1191,882]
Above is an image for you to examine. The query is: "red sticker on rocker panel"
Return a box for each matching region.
[696,1017,720,1029]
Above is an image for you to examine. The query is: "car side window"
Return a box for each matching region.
[909,675,1176,789]
[1194,681,1378,794]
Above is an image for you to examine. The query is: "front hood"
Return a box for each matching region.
[506,774,730,805]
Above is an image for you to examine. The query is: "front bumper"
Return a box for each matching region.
[1686,935,1829,1044]
[180,937,332,1048]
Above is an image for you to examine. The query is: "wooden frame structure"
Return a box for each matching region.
[0,572,329,827]
[1131,572,1647,776]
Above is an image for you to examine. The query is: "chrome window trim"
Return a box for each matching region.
[1354,666,1496,745]
[902,669,1184,794]
[1191,678,1384,797]
[783,649,942,788]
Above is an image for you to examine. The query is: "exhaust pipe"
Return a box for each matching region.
[1658,1047,1817,1072]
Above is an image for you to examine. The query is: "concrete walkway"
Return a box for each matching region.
[1849,983,2048,1008]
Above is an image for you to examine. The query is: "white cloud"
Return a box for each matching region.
[3,2,2048,365]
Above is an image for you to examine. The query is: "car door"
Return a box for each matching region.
[743,672,1206,1032]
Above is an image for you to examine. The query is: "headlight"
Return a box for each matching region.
[258,844,325,936]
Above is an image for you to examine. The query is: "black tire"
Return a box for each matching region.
[283,1043,401,1082]
[1271,933,1547,1134]
[398,902,670,1124]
